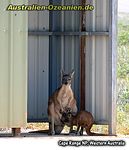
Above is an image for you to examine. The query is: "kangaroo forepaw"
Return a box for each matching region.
[79,130,83,135]
[76,132,80,136]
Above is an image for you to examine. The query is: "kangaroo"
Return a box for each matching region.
[61,108,108,136]
[47,70,77,135]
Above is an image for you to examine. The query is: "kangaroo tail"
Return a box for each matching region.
[88,131,108,136]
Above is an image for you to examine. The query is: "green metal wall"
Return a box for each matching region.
[0,0,28,127]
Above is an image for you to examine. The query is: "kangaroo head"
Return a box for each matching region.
[61,108,73,124]
[61,69,75,85]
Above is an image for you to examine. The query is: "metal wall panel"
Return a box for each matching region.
[28,0,49,121]
[28,0,81,121]
[85,0,109,32]
[85,0,117,130]
[49,0,81,108]
[85,35,109,124]
[0,0,28,127]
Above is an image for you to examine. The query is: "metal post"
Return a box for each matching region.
[80,0,86,110]
[108,0,117,135]
[12,128,21,137]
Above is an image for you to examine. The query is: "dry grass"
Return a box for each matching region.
[117,125,129,135]
[27,123,49,130]
[26,123,109,134]
[26,123,129,136]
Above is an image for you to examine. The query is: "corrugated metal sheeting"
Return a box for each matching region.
[28,0,81,121]
[49,0,81,107]
[0,0,28,127]
[28,0,49,121]
[28,0,117,134]
[85,0,117,133]
[0,0,117,134]
[85,0,110,124]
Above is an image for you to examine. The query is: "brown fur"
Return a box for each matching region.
[47,84,77,135]
[61,110,108,136]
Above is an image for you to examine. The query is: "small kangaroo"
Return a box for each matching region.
[47,70,77,135]
[61,108,107,136]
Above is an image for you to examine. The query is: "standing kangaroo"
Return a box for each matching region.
[47,70,77,135]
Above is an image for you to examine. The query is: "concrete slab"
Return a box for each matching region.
[0,135,128,150]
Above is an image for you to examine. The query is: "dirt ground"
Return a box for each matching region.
[0,122,129,137]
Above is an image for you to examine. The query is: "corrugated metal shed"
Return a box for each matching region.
[0,0,117,135]
[0,0,28,127]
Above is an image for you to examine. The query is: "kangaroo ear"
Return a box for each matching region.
[59,109,63,114]
[70,69,75,78]
[61,69,65,77]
